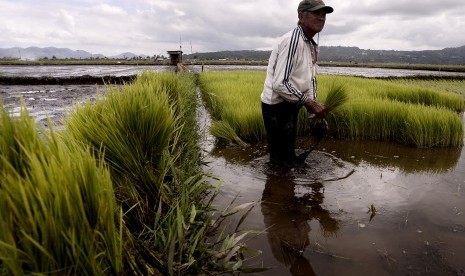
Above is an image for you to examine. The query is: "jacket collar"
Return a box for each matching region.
[297,25,317,46]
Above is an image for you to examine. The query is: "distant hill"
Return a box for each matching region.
[2,45,465,65]
[110,52,150,59]
[0,47,147,60]
[318,45,465,65]
[184,45,465,65]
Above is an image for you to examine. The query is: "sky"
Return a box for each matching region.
[1,0,465,57]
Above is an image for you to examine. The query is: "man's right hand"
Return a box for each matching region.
[305,99,328,118]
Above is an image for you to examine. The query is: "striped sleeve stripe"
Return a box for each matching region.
[283,27,305,103]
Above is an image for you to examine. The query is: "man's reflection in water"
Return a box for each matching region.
[261,169,339,276]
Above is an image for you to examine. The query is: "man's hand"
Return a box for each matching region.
[305,99,328,118]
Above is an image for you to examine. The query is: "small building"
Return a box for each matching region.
[167,50,183,65]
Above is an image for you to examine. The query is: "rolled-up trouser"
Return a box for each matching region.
[262,101,301,165]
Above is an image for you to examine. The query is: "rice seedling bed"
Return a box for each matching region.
[1,71,258,275]
[198,71,464,148]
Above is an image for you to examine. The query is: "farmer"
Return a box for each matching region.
[261,0,333,166]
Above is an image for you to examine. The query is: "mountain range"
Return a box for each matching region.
[0,47,149,60]
[1,45,465,65]
[184,45,465,65]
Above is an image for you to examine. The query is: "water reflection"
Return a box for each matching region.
[311,139,463,174]
[261,167,339,276]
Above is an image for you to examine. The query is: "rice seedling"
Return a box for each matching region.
[210,120,248,146]
[403,105,464,147]
[0,101,122,275]
[320,81,349,112]
[198,71,266,143]
[393,78,465,98]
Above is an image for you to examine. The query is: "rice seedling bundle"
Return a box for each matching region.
[320,82,349,112]
[210,120,247,146]
[64,72,255,274]
[0,103,122,275]
[65,73,178,207]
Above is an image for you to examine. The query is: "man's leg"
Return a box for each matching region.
[262,102,300,165]
[262,102,281,164]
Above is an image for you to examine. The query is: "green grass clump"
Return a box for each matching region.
[199,71,464,148]
[0,102,122,275]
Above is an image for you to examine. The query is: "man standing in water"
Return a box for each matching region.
[261,0,333,166]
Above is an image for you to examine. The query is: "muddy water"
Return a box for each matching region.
[1,77,465,275]
[205,142,465,275]
[0,65,171,77]
[0,85,108,128]
[200,99,465,275]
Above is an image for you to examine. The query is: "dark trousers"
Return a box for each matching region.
[262,101,301,165]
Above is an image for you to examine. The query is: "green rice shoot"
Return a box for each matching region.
[322,82,349,112]
[210,120,248,146]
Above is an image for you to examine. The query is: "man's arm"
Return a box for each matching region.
[270,28,309,105]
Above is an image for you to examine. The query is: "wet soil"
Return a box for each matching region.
[0,75,135,85]
[0,84,110,128]
[1,80,464,275]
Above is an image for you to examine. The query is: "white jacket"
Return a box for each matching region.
[261,25,318,105]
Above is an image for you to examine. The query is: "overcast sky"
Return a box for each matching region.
[1,0,464,56]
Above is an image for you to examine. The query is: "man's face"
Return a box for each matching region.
[299,9,327,37]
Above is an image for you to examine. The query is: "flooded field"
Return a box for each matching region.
[0,65,172,77]
[1,66,464,275]
[2,64,465,78]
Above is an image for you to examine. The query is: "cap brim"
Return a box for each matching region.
[308,5,334,13]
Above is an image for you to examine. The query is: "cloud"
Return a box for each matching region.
[322,0,465,50]
[57,9,75,31]
[91,3,127,16]
[356,0,465,17]
[0,0,464,55]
